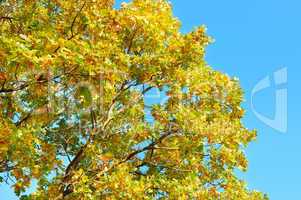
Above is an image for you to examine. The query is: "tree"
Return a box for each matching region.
[0,0,268,199]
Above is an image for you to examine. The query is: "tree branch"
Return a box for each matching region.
[99,124,178,176]
[0,16,13,23]
[0,66,78,94]
[68,2,86,40]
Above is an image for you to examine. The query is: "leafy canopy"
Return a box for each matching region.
[0,0,267,199]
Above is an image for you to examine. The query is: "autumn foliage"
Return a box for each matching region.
[0,0,267,199]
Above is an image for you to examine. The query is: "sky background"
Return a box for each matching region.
[2,0,301,199]
[169,0,300,199]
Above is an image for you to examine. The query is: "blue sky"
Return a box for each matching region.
[2,0,301,199]
[169,0,300,199]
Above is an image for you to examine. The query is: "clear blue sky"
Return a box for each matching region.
[168,0,300,199]
[2,0,300,199]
